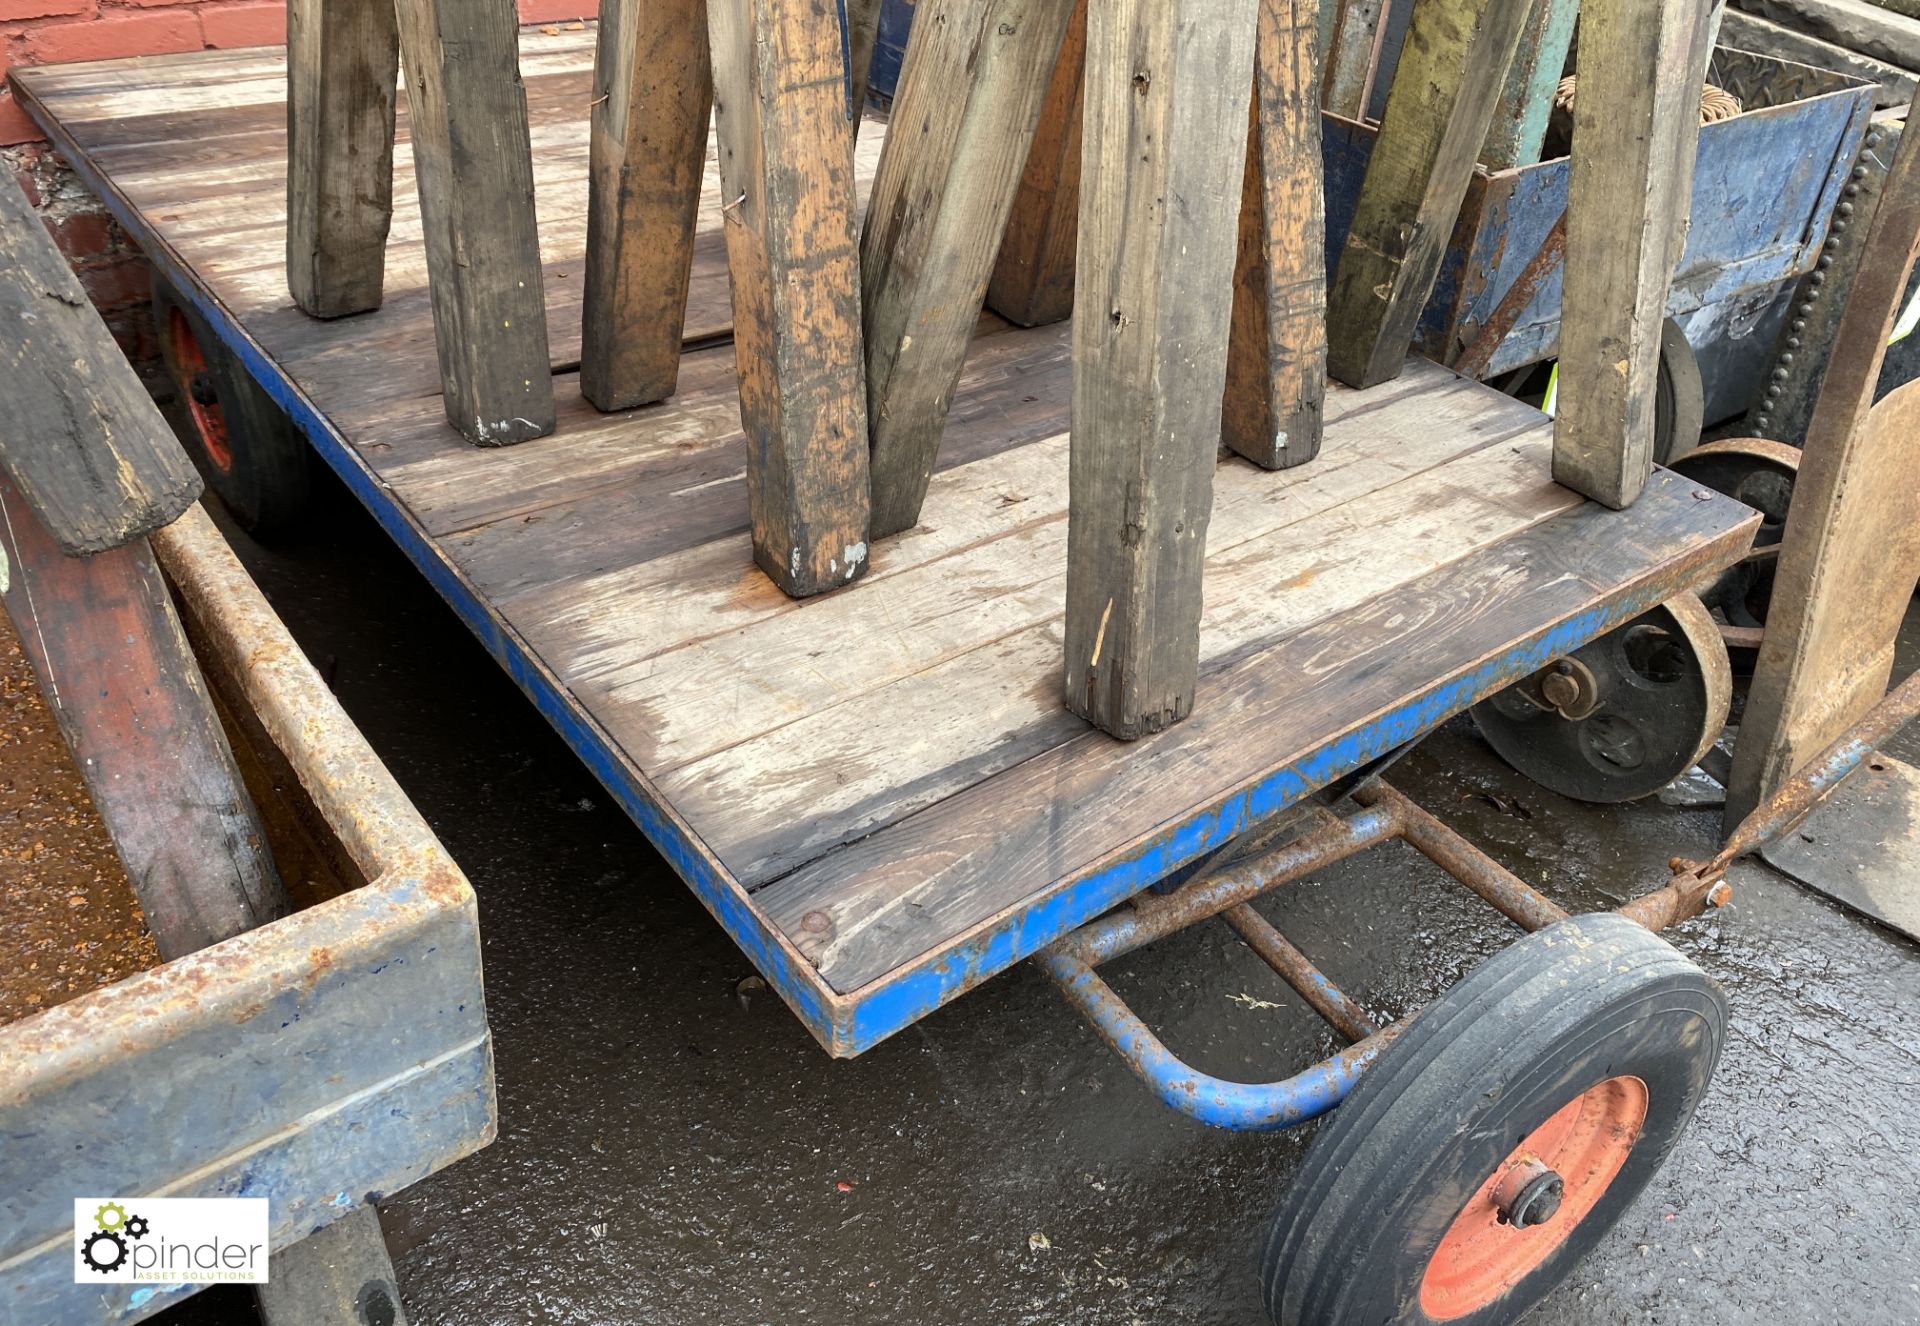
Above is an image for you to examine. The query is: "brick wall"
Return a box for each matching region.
[3,1,593,383]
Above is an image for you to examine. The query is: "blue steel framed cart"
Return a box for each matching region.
[8,22,1868,1326]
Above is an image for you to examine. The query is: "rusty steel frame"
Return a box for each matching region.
[1043,666,1920,1131]
[0,505,495,1324]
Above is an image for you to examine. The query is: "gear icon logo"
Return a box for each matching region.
[81,1230,128,1275]
[77,1202,150,1277]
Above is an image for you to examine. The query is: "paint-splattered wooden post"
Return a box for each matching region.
[1552,0,1714,508]
[393,0,555,446]
[1064,0,1259,740]
[285,0,399,319]
[581,0,713,411]
[708,0,872,596]
[985,0,1086,329]
[861,0,1081,538]
[1324,0,1533,389]
[1478,0,1579,170]
[1222,0,1327,470]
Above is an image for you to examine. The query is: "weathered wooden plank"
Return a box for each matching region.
[761,468,1760,994]
[845,0,887,132]
[580,0,713,411]
[1065,0,1260,739]
[285,0,399,318]
[861,0,1079,538]
[1478,0,1579,171]
[392,0,555,446]
[1324,0,1533,389]
[0,177,201,554]
[0,477,288,959]
[1551,0,1713,508]
[984,0,1085,328]
[658,368,1547,883]
[454,322,1066,600]
[708,0,872,596]
[1727,122,1920,826]
[568,380,1536,782]
[1222,0,1327,470]
[1321,0,1390,119]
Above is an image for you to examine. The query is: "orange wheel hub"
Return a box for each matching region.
[170,305,233,472]
[1419,1075,1648,1320]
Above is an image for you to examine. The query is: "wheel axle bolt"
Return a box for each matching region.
[189,371,218,408]
[1493,1154,1565,1229]
[1540,671,1580,709]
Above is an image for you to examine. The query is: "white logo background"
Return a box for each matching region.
[73,1198,270,1284]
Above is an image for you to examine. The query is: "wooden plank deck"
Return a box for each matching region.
[11,29,1760,1056]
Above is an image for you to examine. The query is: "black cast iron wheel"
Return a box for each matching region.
[153,272,312,536]
[1469,593,1731,802]
[1262,913,1726,1326]
[1668,437,1800,633]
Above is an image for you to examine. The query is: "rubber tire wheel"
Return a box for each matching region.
[1262,912,1726,1326]
[1653,318,1705,467]
[152,273,312,537]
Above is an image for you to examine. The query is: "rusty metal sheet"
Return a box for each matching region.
[0,506,494,1324]
[1760,754,1920,942]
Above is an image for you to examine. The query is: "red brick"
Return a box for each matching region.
[518,0,591,21]
[0,0,93,21]
[78,256,149,310]
[22,11,201,65]
[45,208,112,260]
[0,95,38,148]
[200,2,283,49]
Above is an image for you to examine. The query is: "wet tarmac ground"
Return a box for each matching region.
[155,479,1920,1326]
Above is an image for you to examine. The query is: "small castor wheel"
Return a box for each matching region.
[153,272,312,537]
[1469,592,1731,802]
[1668,437,1800,637]
[1262,913,1726,1326]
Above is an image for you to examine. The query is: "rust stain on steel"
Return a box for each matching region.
[1222,904,1378,1042]
[1621,667,1920,931]
[1454,208,1568,379]
[1355,781,1570,931]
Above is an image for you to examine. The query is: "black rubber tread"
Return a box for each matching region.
[1262,913,1726,1326]
[152,271,312,537]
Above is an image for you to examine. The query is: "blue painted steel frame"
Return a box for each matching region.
[1321,58,1874,376]
[11,88,1746,1064]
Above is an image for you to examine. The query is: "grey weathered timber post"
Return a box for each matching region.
[1324,0,1533,389]
[1551,0,1714,508]
[286,0,399,318]
[1727,122,1920,827]
[985,0,1086,329]
[860,0,1081,539]
[708,0,873,596]
[393,0,556,446]
[1222,0,1328,470]
[1063,0,1260,740]
[581,0,714,412]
